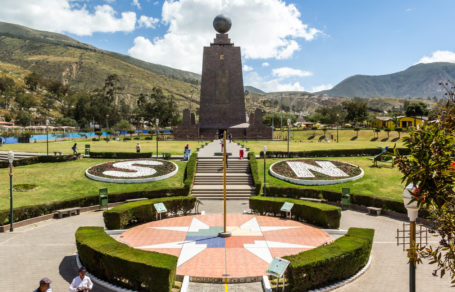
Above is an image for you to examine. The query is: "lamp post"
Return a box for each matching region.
[287,118,291,157]
[106,114,110,138]
[403,183,420,292]
[8,151,14,232]
[336,114,339,143]
[46,118,49,156]
[280,110,283,140]
[263,145,267,196]
[155,118,159,158]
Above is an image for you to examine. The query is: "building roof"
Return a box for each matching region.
[375,117,393,121]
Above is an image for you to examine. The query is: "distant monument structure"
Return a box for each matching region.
[174,14,272,140]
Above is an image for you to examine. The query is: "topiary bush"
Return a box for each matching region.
[284,228,374,292]
[88,152,153,159]
[249,196,341,228]
[0,154,77,168]
[76,226,177,292]
[183,153,197,194]
[259,148,410,158]
[249,152,262,195]
[103,196,196,229]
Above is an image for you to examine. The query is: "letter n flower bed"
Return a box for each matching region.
[85,158,178,184]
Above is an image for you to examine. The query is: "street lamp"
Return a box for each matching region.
[336,114,340,143]
[106,114,110,138]
[155,118,159,158]
[263,145,267,196]
[287,118,291,157]
[46,118,49,156]
[403,183,420,292]
[8,151,14,232]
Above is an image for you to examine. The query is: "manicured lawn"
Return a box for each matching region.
[257,157,404,202]
[239,129,408,153]
[0,158,186,211]
[0,139,206,155]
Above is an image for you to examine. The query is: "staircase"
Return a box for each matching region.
[192,159,255,199]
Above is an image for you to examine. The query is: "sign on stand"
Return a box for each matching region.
[266,257,290,292]
[154,202,167,220]
[280,202,294,218]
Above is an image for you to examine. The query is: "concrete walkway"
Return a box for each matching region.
[197,139,247,158]
[1,202,453,291]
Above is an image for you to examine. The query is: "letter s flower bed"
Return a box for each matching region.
[76,226,177,292]
[284,227,374,292]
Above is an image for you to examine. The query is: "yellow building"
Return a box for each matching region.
[373,116,428,129]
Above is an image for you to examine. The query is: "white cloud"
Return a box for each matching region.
[243,65,253,72]
[262,62,270,67]
[418,50,455,64]
[311,84,333,92]
[272,67,312,78]
[129,0,320,73]
[138,15,159,28]
[245,72,305,92]
[0,0,136,36]
[132,0,141,9]
[153,1,159,5]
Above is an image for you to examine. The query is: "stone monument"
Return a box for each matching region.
[174,14,272,140]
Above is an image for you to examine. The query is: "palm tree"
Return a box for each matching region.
[395,127,403,138]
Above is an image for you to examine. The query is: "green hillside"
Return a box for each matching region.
[321,62,455,98]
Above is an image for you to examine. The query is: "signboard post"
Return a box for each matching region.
[280,202,294,219]
[154,202,167,220]
[266,257,290,292]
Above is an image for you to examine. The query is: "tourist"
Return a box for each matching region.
[136,143,141,153]
[185,144,189,151]
[33,277,52,292]
[221,142,224,152]
[226,153,229,168]
[69,267,93,291]
[239,149,244,160]
[72,143,78,154]
[228,133,232,143]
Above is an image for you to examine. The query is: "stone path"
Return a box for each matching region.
[1,201,453,291]
[197,139,248,158]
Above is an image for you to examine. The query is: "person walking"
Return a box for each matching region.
[72,143,78,154]
[136,142,141,153]
[228,133,232,143]
[226,153,229,168]
[239,149,244,160]
[33,277,52,292]
[69,267,93,291]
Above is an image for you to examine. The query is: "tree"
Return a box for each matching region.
[24,72,41,91]
[395,127,403,138]
[395,80,455,284]
[354,127,360,137]
[113,120,131,133]
[15,93,37,110]
[15,110,32,126]
[384,128,391,138]
[0,76,16,109]
[54,117,78,127]
[405,102,429,127]
[342,101,368,124]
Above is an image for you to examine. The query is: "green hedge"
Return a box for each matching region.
[248,152,262,195]
[284,228,374,291]
[0,188,187,225]
[259,148,410,158]
[249,196,341,228]
[76,227,177,292]
[183,153,197,194]
[103,196,197,229]
[0,154,77,168]
[89,152,153,159]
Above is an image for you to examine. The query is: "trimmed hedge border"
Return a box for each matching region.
[76,226,177,292]
[89,152,153,159]
[184,153,197,193]
[284,227,374,292]
[249,152,262,195]
[0,188,187,225]
[249,196,341,229]
[103,196,197,229]
[259,148,410,158]
[0,154,77,168]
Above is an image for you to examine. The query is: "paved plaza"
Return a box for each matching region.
[0,201,453,291]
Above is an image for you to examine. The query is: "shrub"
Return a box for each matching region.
[123,137,132,141]
[249,196,341,228]
[0,154,77,169]
[259,148,410,158]
[0,188,187,225]
[91,138,99,142]
[88,152,152,159]
[76,227,177,292]
[284,228,374,291]
[183,153,197,194]
[134,136,141,140]
[249,152,262,195]
[103,196,197,229]
[145,136,153,140]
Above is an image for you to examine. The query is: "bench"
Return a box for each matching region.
[56,207,81,219]
[125,198,148,203]
[367,206,382,216]
[53,151,62,156]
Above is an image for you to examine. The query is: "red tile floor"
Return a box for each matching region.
[118,214,332,279]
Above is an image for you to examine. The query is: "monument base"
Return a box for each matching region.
[218,231,232,238]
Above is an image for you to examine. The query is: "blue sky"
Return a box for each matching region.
[0,0,454,92]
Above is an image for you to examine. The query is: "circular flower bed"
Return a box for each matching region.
[270,159,364,186]
[85,159,178,184]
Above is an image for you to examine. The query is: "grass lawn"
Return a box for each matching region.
[0,139,207,155]
[0,158,186,211]
[239,129,408,153]
[257,157,404,202]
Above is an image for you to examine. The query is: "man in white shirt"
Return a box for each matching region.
[69,267,93,292]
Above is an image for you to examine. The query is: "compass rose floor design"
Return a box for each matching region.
[118,214,332,279]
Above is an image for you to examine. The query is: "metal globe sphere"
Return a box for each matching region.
[213,14,232,34]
